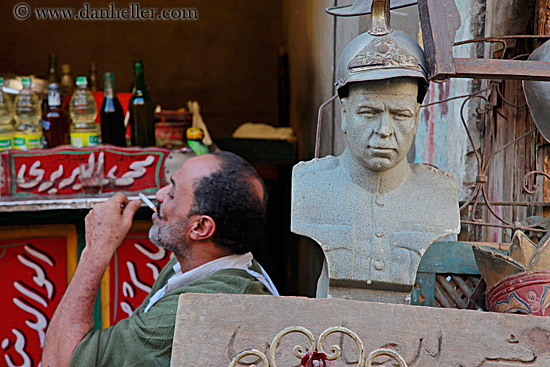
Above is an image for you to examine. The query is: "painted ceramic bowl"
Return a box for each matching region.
[486,270,550,316]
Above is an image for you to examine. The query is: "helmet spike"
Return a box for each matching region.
[370,0,392,36]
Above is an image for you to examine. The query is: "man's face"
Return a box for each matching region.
[149,155,220,256]
[341,78,420,172]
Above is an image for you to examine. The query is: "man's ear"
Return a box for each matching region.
[340,98,348,134]
[188,215,216,241]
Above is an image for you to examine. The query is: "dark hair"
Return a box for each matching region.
[188,151,267,254]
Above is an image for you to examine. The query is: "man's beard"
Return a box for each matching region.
[149,217,190,258]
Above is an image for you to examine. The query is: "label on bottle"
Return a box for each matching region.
[0,134,13,151]
[41,119,51,131]
[48,89,61,107]
[14,133,44,150]
[71,131,99,148]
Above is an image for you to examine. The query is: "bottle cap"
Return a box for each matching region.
[62,64,71,73]
[21,77,31,87]
[76,76,88,87]
[133,60,144,74]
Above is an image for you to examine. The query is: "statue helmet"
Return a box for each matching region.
[523,39,550,142]
[334,1,428,103]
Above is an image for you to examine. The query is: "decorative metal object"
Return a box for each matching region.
[333,1,428,93]
[369,0,392,36]
[228,326,409,367]
[348,36,421,72]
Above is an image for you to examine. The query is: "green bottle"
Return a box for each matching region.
[47,53,60,84]
[128,60,155,146]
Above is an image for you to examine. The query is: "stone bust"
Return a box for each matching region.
[291,27,460,300]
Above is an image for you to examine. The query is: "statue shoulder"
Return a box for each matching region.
[292,155,342,178]
[410,163,458,196]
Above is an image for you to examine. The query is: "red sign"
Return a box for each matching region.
[8,146,169,196]
[0,237,68,367]
[109,232,171,325]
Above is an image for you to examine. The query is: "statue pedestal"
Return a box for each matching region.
[328,284,411,304]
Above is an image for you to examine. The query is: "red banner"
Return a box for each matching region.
[0,237,68,367]
[7,146,169,196]
[109,232,172,325]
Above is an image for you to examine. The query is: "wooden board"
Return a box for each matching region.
[172,293,550,366]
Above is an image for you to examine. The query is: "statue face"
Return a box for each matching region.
[341,78,420,172]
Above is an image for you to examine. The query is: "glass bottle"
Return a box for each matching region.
[0,78,14,150]
[69,76,99,148]
[128,60,155,146]
[42,82,70,147]
[60,63,73,100]
[89,62,98,92]
[13,77,43,150]
[100,72,126,146]
[47,53,60,84]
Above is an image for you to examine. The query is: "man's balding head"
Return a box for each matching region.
[188,151,267,254]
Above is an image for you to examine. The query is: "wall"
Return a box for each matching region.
[0,0,283,138]
[282,0,336,160]
[415,0,486,201]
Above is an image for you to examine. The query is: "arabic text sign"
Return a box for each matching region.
[109,232,171,325]
[0,237,68,367]
[9,146,169,196]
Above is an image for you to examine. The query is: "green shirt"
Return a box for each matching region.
[70,257,270,366]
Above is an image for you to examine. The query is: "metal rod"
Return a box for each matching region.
[462,220,548,233]
[315,94,338,159]
[454,34,550,46]
[461,201,550,207]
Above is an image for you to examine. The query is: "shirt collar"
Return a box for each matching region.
[165,252,253,293]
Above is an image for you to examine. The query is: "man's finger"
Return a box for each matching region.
[109,192,128,206]
[122,200,141,224]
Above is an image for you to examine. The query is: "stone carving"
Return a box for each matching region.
[172,294,550,366]
[292,78,460,300]
[292,1,459,300]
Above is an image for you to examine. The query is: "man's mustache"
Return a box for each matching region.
[156,202,162,219]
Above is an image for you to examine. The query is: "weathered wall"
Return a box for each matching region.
[282,0,336,160]
[0,0,283,138]
[415,0,486,201]
[282,0,336,295]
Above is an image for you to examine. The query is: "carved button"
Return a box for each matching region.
[374,261,385,271]
[374,228,385,238]
[375,196,386,207]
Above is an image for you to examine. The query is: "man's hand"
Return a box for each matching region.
[42,194,141,367]
[83,193,141,262]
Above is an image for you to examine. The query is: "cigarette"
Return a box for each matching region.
[139,192,157,213]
